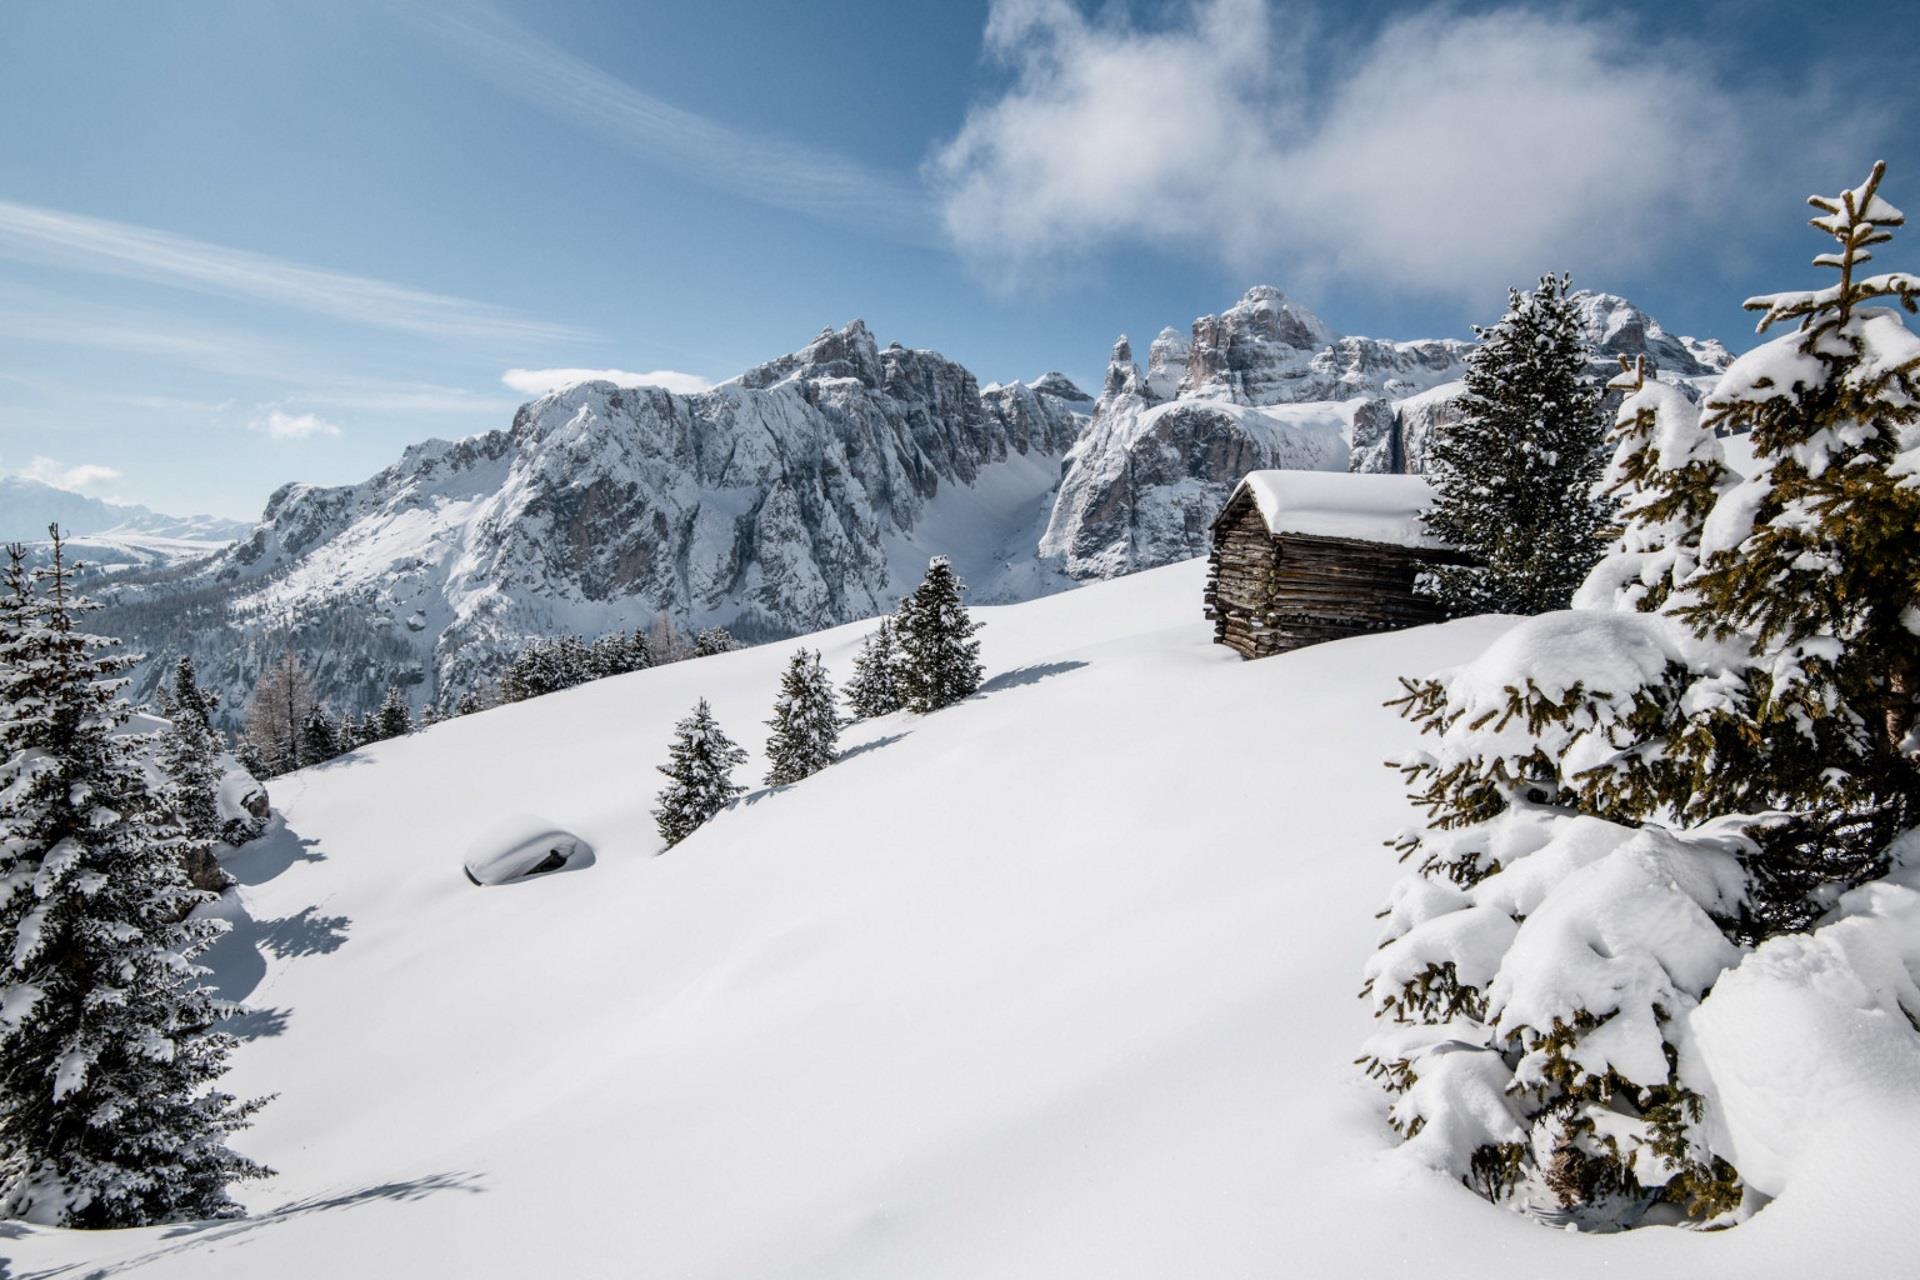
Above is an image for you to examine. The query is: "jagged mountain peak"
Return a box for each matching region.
[108,319,1090,724]
[1027,371,1091,403]
[1222,285,1338,349]
[1570,290,1733,378]
[733,317,885,390]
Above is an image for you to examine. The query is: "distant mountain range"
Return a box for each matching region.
[88,287,1732,724]
[2,475,251,544]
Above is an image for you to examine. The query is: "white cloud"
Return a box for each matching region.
[18,456,122,491]
[421,5,932,243]
[252,409,343,440]
[502,367,715,396]
[0,200,589,344]
[933,0,1854,297]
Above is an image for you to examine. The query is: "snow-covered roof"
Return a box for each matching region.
[1225,470,1446,549]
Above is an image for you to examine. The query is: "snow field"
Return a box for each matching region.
[9,559,1916,1277]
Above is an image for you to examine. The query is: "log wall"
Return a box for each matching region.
[1204,490,1457,660]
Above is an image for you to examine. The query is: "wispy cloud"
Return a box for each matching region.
[100,393,235,414]
[933,0,1866,296]
[501,367,714,397]
[0,199,590,344]
[17,456,122,491]
[293,380,521,415]
[251,409,342,440]
[421,4,933,243]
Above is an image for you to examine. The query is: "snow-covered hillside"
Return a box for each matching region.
[10,562,1911,1278]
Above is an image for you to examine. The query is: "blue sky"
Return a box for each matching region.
[1,0,1913,519]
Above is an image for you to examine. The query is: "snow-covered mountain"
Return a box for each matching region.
[2,476,250,572]
[1038,287,1733,580]
[91,288,1729,719]
[11,562,1912,1279]
[102,322,1089,721]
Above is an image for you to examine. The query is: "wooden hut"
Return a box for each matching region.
[1204,471,1462,659]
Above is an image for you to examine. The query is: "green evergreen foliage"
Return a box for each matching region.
[300,703,343,763]
[589,629,653,680]
[894,557,983,714]
[501,629,656,704]
[652,698,748,849]
[371,686,414,742]
[166,656,219,734]
[1421,273,1609,616]
[1576,356,1737,615]
[0,529,269,1227]
[844,619,905,720]
[764,649,840,786]
[154,671,229,893]
[692,627,739,658]
[1674,159,1920,929]
[1367,164,1920,1228]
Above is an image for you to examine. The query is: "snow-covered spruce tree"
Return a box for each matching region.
[1573,356,1737,615]
[371,686,414,741]
[652,698,748,849]
[1362,609,1746,1225]
[453,686,491,718]
[589,629,652,680]
[154,674,230,894]
[1421,273,1609,616]
[1673,160,1920,930]
[692,627,739,658]
[894,557,983,714]
[166,656,219,736]
[300,703,343,763]
[764,649,840,786]
[0,529,268,1227]
[1361,165,1920,1227]
[844,619,905,720]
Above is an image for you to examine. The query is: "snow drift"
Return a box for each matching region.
[8,560,1915,1277]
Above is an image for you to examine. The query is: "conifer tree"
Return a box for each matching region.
[1674,159,1920,927]
[652,698,747,849]
[894,557,983,713]
[372,686,414,741]
[300,703,343,763]
[0,529,268,1226]
[454,686,490,718]
[154,678,229,893]
[1573,356,1735,614]
[764,649,840,786]
[692,626,739,658]
[167,656,219,735]
[844,619,905,720]
[1364,164,1920,1227]
[1421,273,1608,615]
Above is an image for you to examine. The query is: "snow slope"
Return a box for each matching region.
[9,562,1914,1277]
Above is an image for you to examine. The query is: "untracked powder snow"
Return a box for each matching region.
[7,561,1916,1277]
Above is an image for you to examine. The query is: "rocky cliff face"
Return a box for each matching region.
[1038,286,1733,580]
[97,286,1732,720]
[106,321,1089,721]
